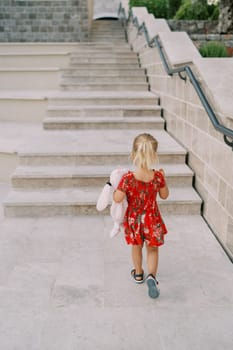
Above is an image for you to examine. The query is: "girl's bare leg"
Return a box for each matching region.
[146,245,159,277]
[131,245,143,278]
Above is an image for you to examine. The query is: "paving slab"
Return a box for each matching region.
[0,122,184,156]
[16,129,186,155]
[0,122,43,153]
[0,182,232,350]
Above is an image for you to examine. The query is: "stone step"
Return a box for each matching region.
[70,57,139,64]
[62,67,146,77]
[18,150,185,167]
[61,75,146,83]
[90,28,124,33]
[90,29,125,33]
[88,39,126,43]
[11,164,194,189]
[90,30,124,33]
[16,129,187,166]
[91,28,124,31]
[89,35,125,39]
[47,91,158,106]
[46,104,162,117]
[90,28,125,32]
[43,115,163,130]
[90,30,125,35]
[70,48,132,54]
[91,21,122,27]
[89,35,126,40]
[60,82,149,91]
[70,52,135,57]
[91,25,123,29]
[46,105,162,117]
[71,44,130,50]
[89,40,126,44]
[3,186,202,217]
[90,34,124,38]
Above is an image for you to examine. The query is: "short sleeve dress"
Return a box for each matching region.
[117,170,167,247]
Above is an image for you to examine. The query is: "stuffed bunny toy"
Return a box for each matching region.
[96,168,128,238]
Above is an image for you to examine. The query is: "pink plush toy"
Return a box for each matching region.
[96,168,128,238]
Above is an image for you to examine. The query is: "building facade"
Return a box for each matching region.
[0,0,120,42]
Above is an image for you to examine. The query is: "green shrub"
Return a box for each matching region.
[208,5,219,20]
[199,41,228,57]
[168,0,182,18]
[129,0,169,19]
[174,0,219,20]
[174,0,209,20]
[129,0,219,20]
[153,0,169,18]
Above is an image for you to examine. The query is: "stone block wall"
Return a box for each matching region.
[127,19,233,258]
[191,34,233,56]
[167,20,233,56]
[0,0,89,42]
[168,19,218,34]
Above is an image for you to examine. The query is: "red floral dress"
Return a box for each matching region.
[117,170,167,247]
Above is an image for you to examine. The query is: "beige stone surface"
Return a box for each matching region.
[0,43,81,53]
[157,31,201,66]
[0,70,60,90]
[195,59,233,118]
[125,4,233,255]
[0,53,70,68]
[145,15,170,41]
[0,194,233,349]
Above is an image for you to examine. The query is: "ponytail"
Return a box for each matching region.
[131,133,158,169]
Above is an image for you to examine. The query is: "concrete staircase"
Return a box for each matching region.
[3,20,202,217]
[59,21,148,92]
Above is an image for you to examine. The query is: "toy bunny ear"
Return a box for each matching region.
[96,183,112,211]
[110,223,121,238]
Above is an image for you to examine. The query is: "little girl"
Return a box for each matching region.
[113,133,169,299]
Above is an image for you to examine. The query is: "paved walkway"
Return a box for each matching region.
[0,182,233,349]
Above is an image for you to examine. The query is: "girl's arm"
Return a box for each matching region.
[113,189,126,203]
[159,169,169,199]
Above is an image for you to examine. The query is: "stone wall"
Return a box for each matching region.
[168,19,218,34]
[125,8,233,258]
[0,0,89,42]
[191,33,233,56]
[168,20,233,55]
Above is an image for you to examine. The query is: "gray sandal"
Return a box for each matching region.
[131,269,144,284]
[146,274,160,298]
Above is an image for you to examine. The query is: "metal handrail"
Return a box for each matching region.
[118,4,233,150]
[118,4,128,41]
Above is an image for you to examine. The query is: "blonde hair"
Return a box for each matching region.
[131,133,158,169]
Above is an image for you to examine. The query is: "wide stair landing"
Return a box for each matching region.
[3,20,202,217]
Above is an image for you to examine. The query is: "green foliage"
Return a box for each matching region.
[129,0,156,14]
[199,41,228,57]
[174,0,209,20]
[129,0,219,20]
[168,0,182,18]
[174,0,219,20]
[208,5,219,20]
[153,0,169,18]
[129,0,169,19]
